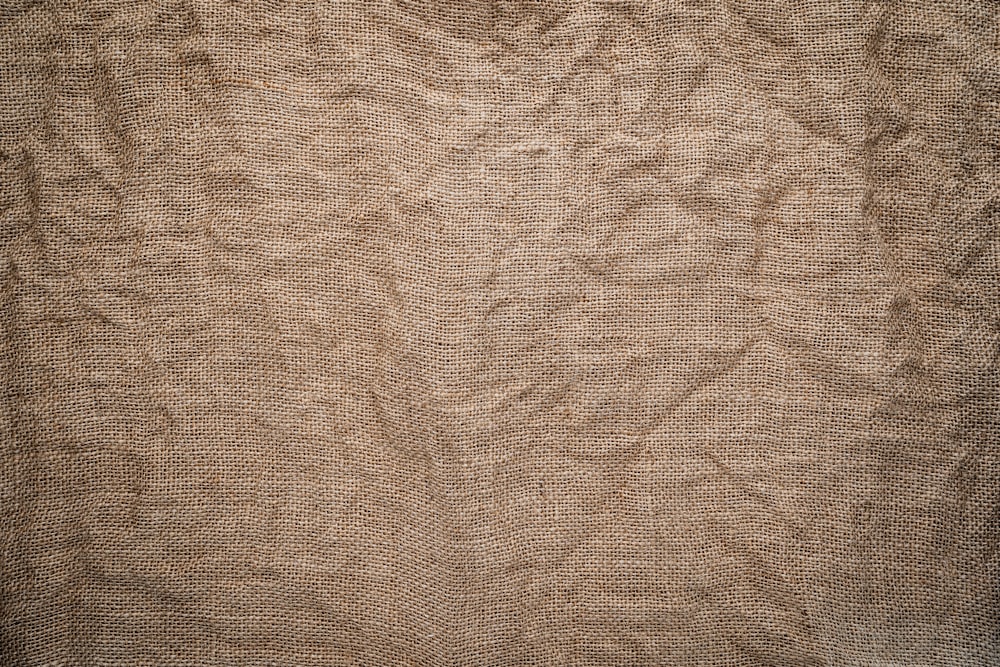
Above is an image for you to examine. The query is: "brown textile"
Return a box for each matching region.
[2,1,997,664]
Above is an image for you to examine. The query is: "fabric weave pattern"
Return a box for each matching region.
[1,1,997,665]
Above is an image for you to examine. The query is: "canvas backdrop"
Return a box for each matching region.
[1,1,998,665]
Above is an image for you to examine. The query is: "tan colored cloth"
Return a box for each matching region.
[2,1,997,664]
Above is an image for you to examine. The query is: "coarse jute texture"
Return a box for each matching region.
[1,1,998,665]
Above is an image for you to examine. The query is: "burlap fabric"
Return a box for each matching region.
[2,1,997,665]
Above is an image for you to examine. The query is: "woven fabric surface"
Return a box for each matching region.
[1,1,998,665]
